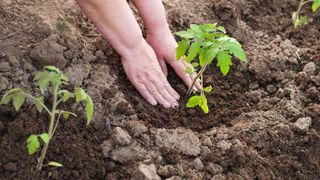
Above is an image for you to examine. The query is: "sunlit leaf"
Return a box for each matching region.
[85,96,94,125]
[175,31,194,39]
[27,134,40,155]
[187,41,201,62]
[176,39,190,61]
[217,51,232,76]
[39,133,50,144]
[186,95,201,108]
[48,161,63,167]
[74,88,87,103]
[203,86,213,93]
[312,0,320,12]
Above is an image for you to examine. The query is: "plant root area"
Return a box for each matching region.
[0,0,319,179]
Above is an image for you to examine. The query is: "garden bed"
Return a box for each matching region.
[0,0,319,179]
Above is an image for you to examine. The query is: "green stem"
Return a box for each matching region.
[187,63,208,95]
[36,83,60,171]
[295,0,314,22]
[26,94,51,115]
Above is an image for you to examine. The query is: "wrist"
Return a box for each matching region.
[146,22,171,36]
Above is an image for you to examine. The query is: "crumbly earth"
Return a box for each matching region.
[0,0,319,179]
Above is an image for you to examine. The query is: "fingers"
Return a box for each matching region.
[132,81,157,106]
[145,73,179,108]
[170,60,201,92]
[158,59,168,77]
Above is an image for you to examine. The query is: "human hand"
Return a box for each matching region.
[147,27,201,91]
[121,39,180,108]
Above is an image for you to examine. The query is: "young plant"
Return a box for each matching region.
[292,0,320,28]
[0,66,94,171]
[176,23,247,113]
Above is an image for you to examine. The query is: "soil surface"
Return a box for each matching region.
[0,0,320,179]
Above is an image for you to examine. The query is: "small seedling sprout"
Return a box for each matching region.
[0,66,94,170]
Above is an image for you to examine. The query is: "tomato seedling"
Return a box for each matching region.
[0,66,94,170]
[292,0,320,28]
[176,23,247,113]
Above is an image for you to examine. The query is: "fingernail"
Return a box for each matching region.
[175,93,180,100]
[172,103,179,108]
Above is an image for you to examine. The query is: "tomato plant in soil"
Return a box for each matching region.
[176,23,247,113]
[292,0,320,28]
[0,66,94,170]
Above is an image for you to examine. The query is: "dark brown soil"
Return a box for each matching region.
[0,0,320,179]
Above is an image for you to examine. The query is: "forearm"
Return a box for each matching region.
[76,0,144,58]
[130,0,171,34]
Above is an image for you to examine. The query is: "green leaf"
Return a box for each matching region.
[35,96,44,113]
[61,90,71,102]
[39,133,50,144]
[0,88,21,105]
[192,62,199,68]
[85,96,94,125]
[223,42,247,62]
[175,31,194,39]
[312,0,320,12]
[13,92,26,111]
[203,85,213,93]
[187,41,201,62]
[206,44,220,64]
[186,95,201,108]
[38,78,49,94]
[74,88,87,102]
[217,51,232,76]
[176,39,190,61]
[199,48,207,67]
[185,66,194,74]
[61,111,77,119]
[217,26,226,33]
[48,161,63,167]
[27,134,40,155]
[199,95,209,113]
[199,24,216,32]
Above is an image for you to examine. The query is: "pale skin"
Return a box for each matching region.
[76,0,200,108]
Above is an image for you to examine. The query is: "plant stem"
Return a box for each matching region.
[295,0,314,22]
[36,84,60,171]
[26,94,51,115]
[187,63,208,95]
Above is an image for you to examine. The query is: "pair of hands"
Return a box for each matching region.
[121,29,200,108]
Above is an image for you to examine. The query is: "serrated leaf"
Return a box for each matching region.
[185,66,194,74]
[199,95,209,113]
[199,24,215,32]
[85,96,94,125]
[38,78,49,94]
[1,88,21,105]
[223,42,247,62]
[186,95,201,108]
[187,41,201,62]
[199,48,207,67]
[203,86,213,93]
[27,134,40,155]
[39,133,50,144]
[13,92,26,111]
[206,44,220,64]
[48,161,63,167]
[312,0,320,12]
[35,96,44,113]
[175,31,194,39]
[74,88,87,102]
[217,26,226,33]
[176,39,190,61]
[217,51,232,76]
